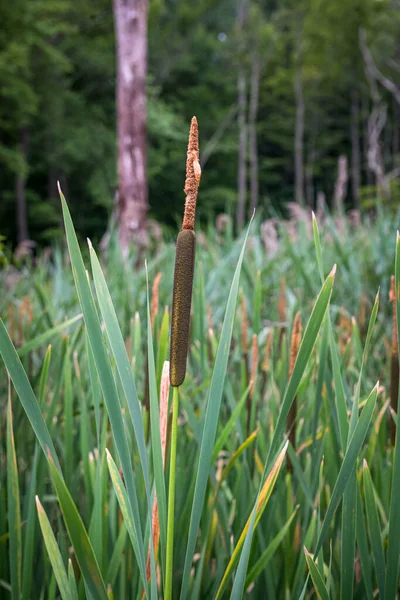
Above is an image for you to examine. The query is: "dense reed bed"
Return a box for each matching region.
[2,137,400,598]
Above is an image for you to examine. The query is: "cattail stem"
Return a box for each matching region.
[165,385,179,600]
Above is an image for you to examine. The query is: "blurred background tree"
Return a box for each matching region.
[0,0,399,248]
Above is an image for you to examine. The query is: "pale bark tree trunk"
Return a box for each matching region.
[316,190,326,217]
[16,127,29,244]
[367,104,387,196]
[351,87,361,209]
[362,93,373,188]
[248,50,260,216]
[113,0,148,255]
[236,0,248,231]
[305,159,314,209]
[359,28,400,199]
[333,155,348,213]
[294,26,304,206]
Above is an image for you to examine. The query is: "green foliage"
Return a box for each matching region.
[2,205,400,598]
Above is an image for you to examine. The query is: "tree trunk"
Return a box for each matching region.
[236,0,248,231]
[113,0,148,255]
[351,87,361,209]
[367,103,387,196]
[333,155,348,213]
[248,50,260,217]
[294,26,304,206]
[305,162,314,209]
[16,127,29,244]
[362,94,373,187]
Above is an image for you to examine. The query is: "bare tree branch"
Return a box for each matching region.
[360,28,400,105]
[200,105,238,169]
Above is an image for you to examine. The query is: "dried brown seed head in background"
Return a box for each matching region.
[150,272,162,331]
[289,312,302,378]
[250,334,259,398]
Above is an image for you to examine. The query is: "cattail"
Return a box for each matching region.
[247,334,259,436]
[338,307,351,354]
[260,329,273,400]
[151,272,162,331]
[144,272,163,414]
[18,299,25,346]
[289,312,302,379]
[17,296,32,346]
[249,334,258,399]
[261,330,273,374]
[359,292,367,331]
[170,117,201,387]
[287,312,302,470]
[390,275,399,444]
[146,361,170,582]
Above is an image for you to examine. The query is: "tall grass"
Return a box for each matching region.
[1,203,400,599]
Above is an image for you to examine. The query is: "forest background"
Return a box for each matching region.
[1,0,400,250]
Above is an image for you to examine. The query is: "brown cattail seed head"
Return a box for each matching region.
[150,272,162,332]
[170,229,196,386]
[359,292,367,329]
[289,312,302,378]
[182,117,201,231]
[250,334,259,398]
[170,118,201,386]
[262,330,273,373]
